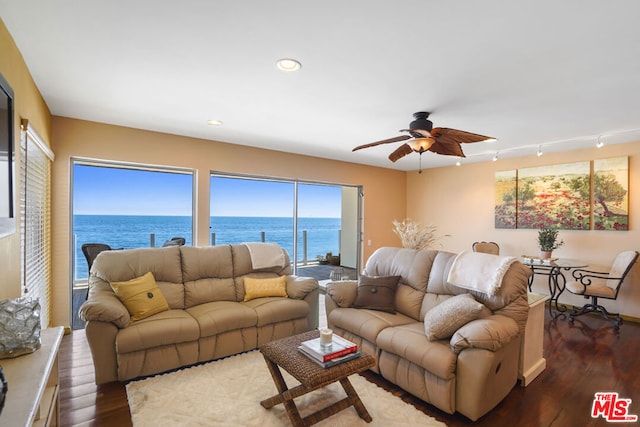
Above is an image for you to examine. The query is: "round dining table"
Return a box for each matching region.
[521,257,588,318]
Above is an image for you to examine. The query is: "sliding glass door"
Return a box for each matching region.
[210,174,361,277]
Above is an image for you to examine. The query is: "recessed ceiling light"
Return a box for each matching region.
[207,119,223,126]
[276,58,302,72]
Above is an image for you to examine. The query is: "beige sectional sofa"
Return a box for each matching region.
[325,246,531,421]
[79,244,319,384]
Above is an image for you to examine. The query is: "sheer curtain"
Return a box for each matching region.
[19,119,54,328]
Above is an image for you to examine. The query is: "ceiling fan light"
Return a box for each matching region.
[410,137,435,153]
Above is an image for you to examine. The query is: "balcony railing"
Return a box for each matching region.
[73,229,340,284]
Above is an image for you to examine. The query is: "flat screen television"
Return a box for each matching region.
[0,72,15,239]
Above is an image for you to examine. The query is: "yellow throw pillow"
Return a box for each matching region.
[110,272,169,321]
[243,276,288,302]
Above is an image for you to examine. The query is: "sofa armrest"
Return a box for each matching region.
[450,314,519,354]
[79,288,131,329]
[285,276,319,329]
[286,275,319,299]
[326,280,358,307]
[85,320,120,384]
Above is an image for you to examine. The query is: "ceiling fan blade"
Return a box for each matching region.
[352,134,411,152]
[428,140,465,157]
[431,127,494,145]
[388,143,413,162]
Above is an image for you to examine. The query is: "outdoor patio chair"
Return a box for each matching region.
[162,237,186,247]
[81,243,112,272]
[81,243,112,300]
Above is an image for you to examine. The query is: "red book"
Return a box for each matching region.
[300,336,358,362]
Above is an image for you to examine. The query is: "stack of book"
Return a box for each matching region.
[298,334,360,368]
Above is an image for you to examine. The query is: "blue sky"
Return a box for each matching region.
[73,164,341,217]
[211,176,341,217]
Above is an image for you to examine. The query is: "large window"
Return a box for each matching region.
[210,174,361,274]
[71,161,194,282]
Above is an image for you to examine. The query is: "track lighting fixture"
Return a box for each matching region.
[537,145,543,157]
[596,136,604,148]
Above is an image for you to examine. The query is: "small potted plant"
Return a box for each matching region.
[537,226,564,259]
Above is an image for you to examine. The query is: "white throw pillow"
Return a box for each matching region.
[423,293,485,341]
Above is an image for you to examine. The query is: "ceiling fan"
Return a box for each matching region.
[352,112,495,172]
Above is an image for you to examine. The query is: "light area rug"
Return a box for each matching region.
[126,350,446,427]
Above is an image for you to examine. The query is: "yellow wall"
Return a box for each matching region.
[0,19,52,301]
[407,141,640,318]
[50,117,407,327]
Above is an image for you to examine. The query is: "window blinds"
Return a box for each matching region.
[19,120,54,328]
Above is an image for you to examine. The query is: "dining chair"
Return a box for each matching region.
[566,250,639,329]
[472,241,500,255]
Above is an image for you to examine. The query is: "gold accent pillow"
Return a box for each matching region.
[243,276,288,301]
[110,272,169,321]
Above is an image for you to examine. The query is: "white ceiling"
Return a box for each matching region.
[2,0,640,170]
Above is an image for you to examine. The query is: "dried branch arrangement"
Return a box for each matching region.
[392,218,444,250]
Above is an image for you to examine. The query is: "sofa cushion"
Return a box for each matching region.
[116,309,200,353]
[186,301,257,338]
[328,307,414,345]
[110,272,170,321]
[376,322,457,380]
[181,246,237,307]
[243,276,288,301]
[423,294,485,341]
[363,247,436,292]
[92,246,185,309]
[353,275,400,313]
[243,297,309,326]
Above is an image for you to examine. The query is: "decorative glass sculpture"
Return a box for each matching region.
[0,297,41,359]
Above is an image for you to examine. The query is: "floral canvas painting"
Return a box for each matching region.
[516,161,591,229]
[494,170,517,229]
[593,156,629,231]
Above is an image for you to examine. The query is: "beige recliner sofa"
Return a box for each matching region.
[325,247,531,421]
[80,244,319,384]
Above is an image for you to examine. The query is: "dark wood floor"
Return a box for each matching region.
[60,308,640,426]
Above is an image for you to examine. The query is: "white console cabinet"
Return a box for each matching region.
[0,326,64,426]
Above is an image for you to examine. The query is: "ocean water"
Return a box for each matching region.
[73,215,340,280]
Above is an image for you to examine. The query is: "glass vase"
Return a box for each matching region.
[0,297,42,359]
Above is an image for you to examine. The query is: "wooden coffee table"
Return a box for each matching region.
[259,330,375,426]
